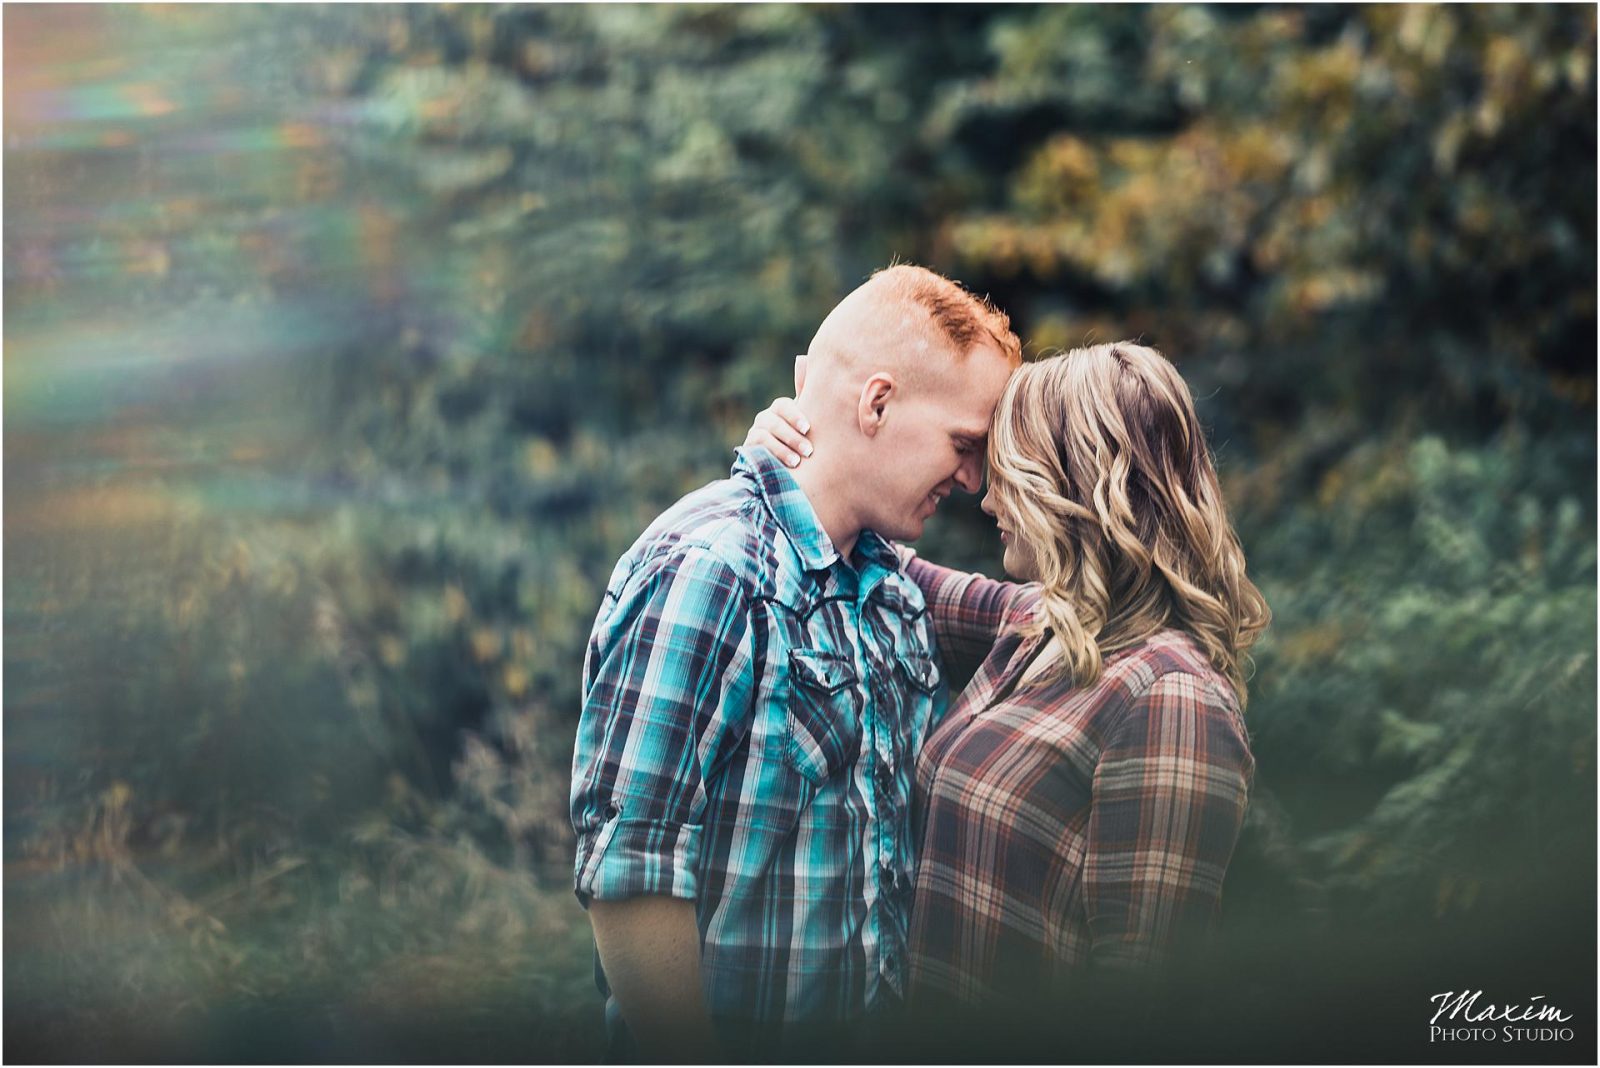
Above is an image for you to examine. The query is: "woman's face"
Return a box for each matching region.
[980,480,1040,582]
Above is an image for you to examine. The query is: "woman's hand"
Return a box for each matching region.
[743,397,815,469]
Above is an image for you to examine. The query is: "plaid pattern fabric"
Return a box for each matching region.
[901,554,1254,1007]
[571,448,946,1055]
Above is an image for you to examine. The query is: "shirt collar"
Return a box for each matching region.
[734,447,901,576]
[734,447,838,571]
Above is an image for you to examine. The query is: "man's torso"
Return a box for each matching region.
[573,448,948,1052]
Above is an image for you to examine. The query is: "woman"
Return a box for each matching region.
[746,341,1269,1015]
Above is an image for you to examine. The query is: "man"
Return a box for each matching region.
[570,264,1020,1060]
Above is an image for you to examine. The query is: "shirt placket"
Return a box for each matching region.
[855,570,909,1002]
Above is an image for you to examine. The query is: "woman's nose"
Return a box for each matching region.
[980,487,996,517]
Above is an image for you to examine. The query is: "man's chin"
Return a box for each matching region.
[883,517,925,543]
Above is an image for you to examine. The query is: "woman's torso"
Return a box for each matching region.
[903,559,1254,1009]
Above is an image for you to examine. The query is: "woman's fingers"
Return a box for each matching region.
[742,410,784,449]
[743,410,804,468]
[763,406,812,460]
[772,397,810,436]
[742,399,815,468]
[736,402,812,463]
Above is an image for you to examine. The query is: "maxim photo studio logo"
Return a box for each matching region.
[1429,990,1574,1043]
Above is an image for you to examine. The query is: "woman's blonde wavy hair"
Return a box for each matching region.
[987,342,1270,705]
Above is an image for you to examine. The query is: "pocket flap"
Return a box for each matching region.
[895,652,942,695]
[789,649,856,695]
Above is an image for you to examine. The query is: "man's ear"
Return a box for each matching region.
[857,373,895,438]
[793,354,809,396]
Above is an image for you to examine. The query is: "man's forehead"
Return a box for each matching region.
[942,346,1014,424]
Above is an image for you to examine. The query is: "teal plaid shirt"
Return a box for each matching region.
[571,447,947,1056]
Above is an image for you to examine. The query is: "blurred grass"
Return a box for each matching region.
[6,827,601,1063]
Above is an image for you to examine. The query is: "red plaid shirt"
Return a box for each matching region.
[902,554,1254,1007]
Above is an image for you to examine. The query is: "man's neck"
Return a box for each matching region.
[788,456,862,563]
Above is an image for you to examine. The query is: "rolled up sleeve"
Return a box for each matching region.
[570,546,753,906]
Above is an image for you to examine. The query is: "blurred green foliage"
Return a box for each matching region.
[5,4,1594,1060]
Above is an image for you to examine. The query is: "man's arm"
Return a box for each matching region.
[589,897,719,1060]
[571,546,754,1058]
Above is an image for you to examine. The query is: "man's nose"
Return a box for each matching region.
[954,454,983,494]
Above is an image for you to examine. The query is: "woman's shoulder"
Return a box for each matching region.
[996,582,1044,636]
[1092,632,1253,781]
[1103,629,1240,715]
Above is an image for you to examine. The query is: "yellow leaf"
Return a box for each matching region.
[524,437,560,478]
[470,626,501,664]
[503,664,529,699]
[444,584,469,623]
[378,635,406,668]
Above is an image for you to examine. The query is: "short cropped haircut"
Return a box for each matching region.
[869,264,1023,367]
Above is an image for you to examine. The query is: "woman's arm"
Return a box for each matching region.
[1079,671,1253,970]
[742,395,1033,677]
[900,548,1032,688]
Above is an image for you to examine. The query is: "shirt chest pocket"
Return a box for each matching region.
[785,649,862,786]
[894,651,941,697]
